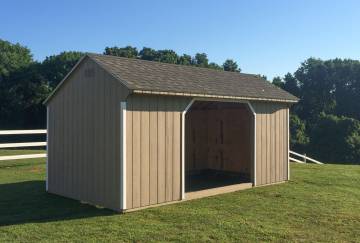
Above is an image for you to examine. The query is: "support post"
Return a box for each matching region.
[120,102,127,210]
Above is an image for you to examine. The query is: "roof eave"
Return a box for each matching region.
[132,89,299,104]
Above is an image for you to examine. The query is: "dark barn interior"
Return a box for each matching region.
[185,101,253,193]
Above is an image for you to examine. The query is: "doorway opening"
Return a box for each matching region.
[184,100,254,196]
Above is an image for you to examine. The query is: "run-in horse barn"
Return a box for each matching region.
[44,54,298,212]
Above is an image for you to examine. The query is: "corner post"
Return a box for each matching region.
[246,102,256,187]
[181,99,195,200]
[46,106,49,191]
[120,102,127,210]
[287,108,290,180]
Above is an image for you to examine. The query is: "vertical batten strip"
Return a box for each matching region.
[121,102,127,210]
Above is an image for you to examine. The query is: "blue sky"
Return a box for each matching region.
[1,0,359,79]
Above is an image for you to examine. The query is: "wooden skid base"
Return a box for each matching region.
[124,182,253,213]
[185,182,253,200]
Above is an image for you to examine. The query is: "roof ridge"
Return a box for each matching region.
[86,53,260,78]
[42,52,299,104]
[86,53,135,90]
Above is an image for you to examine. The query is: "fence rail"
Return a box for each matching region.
[0,129,324,165]
[0,129,47,161]
[0,129,47,135]
[289,150,323,164]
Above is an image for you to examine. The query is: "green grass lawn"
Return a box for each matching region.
[0,150,359,242]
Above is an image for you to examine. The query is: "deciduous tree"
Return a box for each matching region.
[41,51,84,87]
[104,46,138,58]
[223,59,241,72]
[0,39,33,81]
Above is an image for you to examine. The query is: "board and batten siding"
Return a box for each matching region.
[47,57,129,211]
[251,102,289,186]
[185,105,252,174]
[125,94,191,210]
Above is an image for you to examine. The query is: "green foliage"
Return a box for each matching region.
[0,40,245,130]
[138,48,179,63]
[177,54,192,65]
[273,74,300,96]
[272,76,283,88]
[194,53,209,67]
[41,51,84,87]
[283,73,300,98]
[280,58,360,163]
[309,113,360,164]
[138,47,158,61]
[256,74,267,80]
[0,46,83,128]
[295,58,336,120]
[289,114,309,151]
[105,46,245,72]
[0,39,33,81]
[329,58,360,120]
[104,46,138,58]
[208,62,223,70]
[285,58,360,122]
[223,59,241,72]
[157,49,178,64]
[0,63,51,128]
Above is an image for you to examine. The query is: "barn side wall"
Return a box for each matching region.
[251,102,289,186]
[47,57,129,211]
[125,94,191,210]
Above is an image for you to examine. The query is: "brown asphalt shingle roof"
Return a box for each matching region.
[88,54,298,103]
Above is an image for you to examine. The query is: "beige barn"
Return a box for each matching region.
[44,54,298,212]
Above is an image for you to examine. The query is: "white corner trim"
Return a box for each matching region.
[181,99,195,200]
[120,102,127,210]
[46,106,49,191]
[287,108,290,180]
[253,114,257,186]
[248,103,257,187]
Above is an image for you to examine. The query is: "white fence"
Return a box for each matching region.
[0,129,323,165]
[289,150,323,164]
[0,130,47,161]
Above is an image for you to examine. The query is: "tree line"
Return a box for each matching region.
[273,59,360,164]
[1,39,359,164]
[0,39,241,129]
[104,46,241,72]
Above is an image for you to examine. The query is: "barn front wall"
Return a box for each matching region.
[251,101,289,186]
[124,95,290,210]
[125,94,191,210]
[47,57,130,211]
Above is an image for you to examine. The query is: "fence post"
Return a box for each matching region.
[304,153,307,163]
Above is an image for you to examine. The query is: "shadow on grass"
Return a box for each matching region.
[0,181,114,226]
